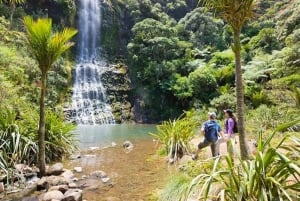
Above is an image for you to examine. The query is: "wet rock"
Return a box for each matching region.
[123,141,134,150]
[101,177,111,184]
[168,158,175,164]
[42,190,64,201]
[74,167,82,173]
[0,182,4,193]
[37,177,48,191]
[62,170,75,180]
[47,176,69,186]
[48,163,64,176]
[63,189,83,201]
[68,182,77,188]
[48,185,69,194]
[90,170,107,178]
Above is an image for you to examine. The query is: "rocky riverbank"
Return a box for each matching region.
[0,139,169,201]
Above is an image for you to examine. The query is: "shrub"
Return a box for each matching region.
[44,111,77,162]
[189,69,219,103]
[210,93,236,112]
[151,110,199,159]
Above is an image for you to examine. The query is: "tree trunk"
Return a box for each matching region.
[9,3,16,30]
[38,72,46,177]
[233,29,250,160]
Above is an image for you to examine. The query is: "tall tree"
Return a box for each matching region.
[24,16,77,176]
[0,0,26,29]
[202,0,256,159]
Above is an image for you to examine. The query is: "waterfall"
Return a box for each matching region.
[71,0,115,125]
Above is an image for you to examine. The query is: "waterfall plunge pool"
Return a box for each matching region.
[65,124,169,200]
[75,124,157,149]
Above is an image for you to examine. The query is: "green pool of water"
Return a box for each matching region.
[75,124,157,149]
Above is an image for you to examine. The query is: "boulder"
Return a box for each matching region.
[90,170,107,178]
[42,190,64,201]
[122,141,134,150]
[48,185,69,194]
[48,163,64,176]
[62,170,75,180]
[73,167,82,173]
[68,182,77,188]
[62,189,83,201]
[101,177,111,184]
[47,176,69,186]
[37,177,48,191]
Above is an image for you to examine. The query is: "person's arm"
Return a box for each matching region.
[201,123,205,136]
[227,118,234,135]
[217,124,224,138]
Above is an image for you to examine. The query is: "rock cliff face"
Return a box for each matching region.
[101,64,132,123]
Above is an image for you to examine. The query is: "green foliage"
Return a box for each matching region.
[150,111,199,159]
[170,74,193,100]
[248,28,280,54]
[247,105,300,134]
[158,174,191,201]
[23,16,77,73]
[210,93,236,112]
[189,68,219,103]
[44,111,77,162]
[178,7,226,50]
[186,121,300,201]
[209,50,234,68]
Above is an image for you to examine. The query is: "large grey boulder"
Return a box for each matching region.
[42,190,64,201]
[47,163,64,176]
[62,189,83,201]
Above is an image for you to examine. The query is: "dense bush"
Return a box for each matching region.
[189,68,219,103]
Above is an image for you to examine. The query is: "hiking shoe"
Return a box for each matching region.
[191,154,198,160]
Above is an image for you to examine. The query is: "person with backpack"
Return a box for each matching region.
[192,112,224,159]
[224,109,238,156]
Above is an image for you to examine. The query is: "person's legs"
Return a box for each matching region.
[210,140,220,157]
[192,139,211,159]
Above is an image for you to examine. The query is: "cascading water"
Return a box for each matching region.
[71,0,115,125]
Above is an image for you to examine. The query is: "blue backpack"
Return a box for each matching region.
[204,121,219,142]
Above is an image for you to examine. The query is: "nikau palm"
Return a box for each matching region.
[202,0,256,159]
[24,16,77,176]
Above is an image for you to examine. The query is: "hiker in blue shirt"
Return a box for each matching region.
[192,112,224,159]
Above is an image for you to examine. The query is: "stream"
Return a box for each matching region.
[64,124,170,201]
